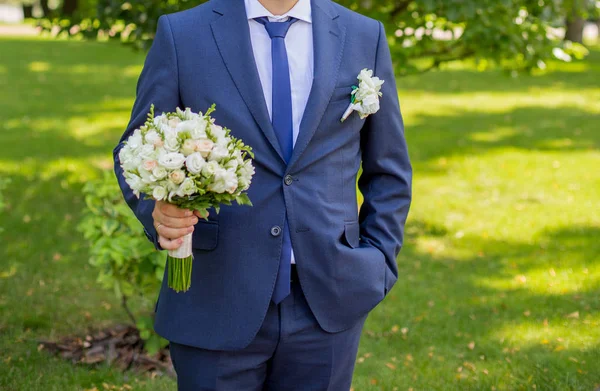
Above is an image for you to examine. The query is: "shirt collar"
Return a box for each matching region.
[244,0,312,23]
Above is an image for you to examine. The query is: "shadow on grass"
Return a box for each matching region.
[407,105,599,165]
[362,220,600,389]
[0,38,145,162]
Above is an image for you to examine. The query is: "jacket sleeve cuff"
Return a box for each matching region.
[143,226,163,251]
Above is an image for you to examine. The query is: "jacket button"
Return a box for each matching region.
[284,175,293,186]
[270,226,282,237]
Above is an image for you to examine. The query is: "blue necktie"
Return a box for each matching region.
[255,16,298,304]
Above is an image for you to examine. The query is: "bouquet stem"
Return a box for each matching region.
[167,232,193,293]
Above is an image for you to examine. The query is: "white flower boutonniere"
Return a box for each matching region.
[340,68,384,122]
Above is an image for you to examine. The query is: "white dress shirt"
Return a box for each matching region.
[245,0,314,265]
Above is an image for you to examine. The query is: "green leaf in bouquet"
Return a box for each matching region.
[235,193,253,207]
[205,103,217,117]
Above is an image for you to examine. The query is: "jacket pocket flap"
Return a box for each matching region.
[342,222,360,249]
[192,221,219,251]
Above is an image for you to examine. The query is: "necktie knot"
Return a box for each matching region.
[254,17,298,39]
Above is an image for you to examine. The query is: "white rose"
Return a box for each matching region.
[196,138,215,158]
[175,120,194,135]
[181,139,197,156]
[152,186,167,201]
[163,133,180,152]
[186,152,206,175]
[176,178,197,197]
[152,166,168,180]
[159,152,186,170]
[138,167,155,184]
[138,144,156,160]
[208,143,229,162]
[238,160,255,191]
[225,158,239,170]
[201,160,220,177]
[125,174,143,196]
[168,117,181,129]
[153,114,168,127]
[142,160,158,171]
[190,119,208,139]
[119,145,132,164]
[224,169,239,194]
[122,155,142,172]
[160,123,173,135]
[210,123,226,139]
[207,167,228,193]
[169,169,186,185]
[144,130,162,146]
[127,130,143,149]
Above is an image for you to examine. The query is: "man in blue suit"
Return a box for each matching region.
[114,0,411,389]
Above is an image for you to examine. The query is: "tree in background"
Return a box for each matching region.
[4,0,54,18]
[39,0,591,75]
[563,0,599,43]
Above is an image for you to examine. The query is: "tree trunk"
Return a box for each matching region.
[61,0,79,16]
[564,17,585,43]
[22,4,34,19]
[40,0,51,18]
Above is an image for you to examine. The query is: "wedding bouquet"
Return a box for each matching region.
[119,104,255,293]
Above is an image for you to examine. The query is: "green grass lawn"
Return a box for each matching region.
[0,35,599,390]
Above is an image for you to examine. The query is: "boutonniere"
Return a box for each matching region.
[340,68,384,122]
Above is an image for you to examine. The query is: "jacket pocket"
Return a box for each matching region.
[341,221,360,249]
[192,221,219,251]
[330,85,355,103]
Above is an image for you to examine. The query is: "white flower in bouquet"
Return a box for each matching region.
[159,152,186,170]
[152,166,168,180]
[181,139,198,156]
[186,152,206,175]
[169,170,186,186]
[142,159,158,172]
[189,121,208,139]
[176,178,197,197]
[153,186,167,201]
[202,160,220,177]
[164,133,181,152]
[119,104,255,293]
[145,130,162,146]
[196,139,215,158]
[208,141,230,162]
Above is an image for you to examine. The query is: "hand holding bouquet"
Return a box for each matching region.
[119,104,255,293]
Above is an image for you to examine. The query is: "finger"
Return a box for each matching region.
[158,235,184,251]
[160,203,193,218]
[157,225,194,241]
[194,210,210,219]
[156,215,199,229]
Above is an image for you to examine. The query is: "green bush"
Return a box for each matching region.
[78,171,168,354]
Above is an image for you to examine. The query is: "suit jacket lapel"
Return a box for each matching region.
[288,0,345,170]
[210,0,286,163]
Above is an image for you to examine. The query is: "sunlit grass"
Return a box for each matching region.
[0,35,599,390]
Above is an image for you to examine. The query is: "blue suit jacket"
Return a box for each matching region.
[114,0,412,351]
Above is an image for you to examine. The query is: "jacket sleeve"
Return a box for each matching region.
[113,15,181,251]
[358,21,413,294]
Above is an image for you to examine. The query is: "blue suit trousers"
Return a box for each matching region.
[169,276,366,391]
